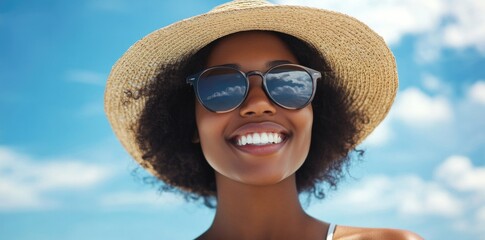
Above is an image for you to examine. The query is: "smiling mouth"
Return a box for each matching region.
[228,122,289,155]
[233,132,286,146]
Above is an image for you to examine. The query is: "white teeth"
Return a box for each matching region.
[246,134,253,144]
[261,133,268,143]
[241,135,247,145]
[253,133,261,144]
[268,133,274,143]
[235,132,284,146]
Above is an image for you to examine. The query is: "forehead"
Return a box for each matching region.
[206,31,298,70]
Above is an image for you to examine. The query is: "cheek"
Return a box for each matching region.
[303,106,313,142]
[291,105,313,164]
[195,102,230,166]
[195,102,220,145]
[297,105,313,132]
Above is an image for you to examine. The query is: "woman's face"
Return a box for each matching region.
[195,31,313,186]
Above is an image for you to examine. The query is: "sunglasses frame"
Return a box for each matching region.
[186,63,322,113]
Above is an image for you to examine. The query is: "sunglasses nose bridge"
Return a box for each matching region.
[246,71,264,81]
[239,70,276,117]
[245,71,266,91]
[245,70,267,96]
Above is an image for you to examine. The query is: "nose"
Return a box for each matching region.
[239,74,277,117]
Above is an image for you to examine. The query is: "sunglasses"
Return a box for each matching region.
[186,64,322,113]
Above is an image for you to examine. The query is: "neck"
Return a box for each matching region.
[200,173,324,239]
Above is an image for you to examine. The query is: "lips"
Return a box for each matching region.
[228,122,289,155]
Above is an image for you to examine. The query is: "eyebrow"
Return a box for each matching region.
[212,60,293,70]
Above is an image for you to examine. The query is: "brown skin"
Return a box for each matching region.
[195,31,422,240]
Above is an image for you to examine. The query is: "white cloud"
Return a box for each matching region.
[309,156,485,236]
[435,155,485,193]
[311,174,463,217]
[476,207,485,238]
[309,155,484,235]
[415,32,443,62]
[332,175,395,213]
[393,87,453,126]
[477,206,485,222]
[0,146,113,211]
[0,179,48,210]
[442,0,485,53]
[363,116,392,146]
[363,76,455,146]
[468,81,485,105]
[276,0,485,58]
[396,176,463,217]
[276,0,445,45]
[66,70,106,86]
[422,73,443,92]
[99,191,184,208]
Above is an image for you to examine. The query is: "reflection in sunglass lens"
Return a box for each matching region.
[197,68,247,112]
[266,66,313,109]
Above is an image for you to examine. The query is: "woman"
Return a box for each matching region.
[105,0,423,239]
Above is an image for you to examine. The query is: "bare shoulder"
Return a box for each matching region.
[334,225,423,240]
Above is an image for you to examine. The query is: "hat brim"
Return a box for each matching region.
[105,4,398,176]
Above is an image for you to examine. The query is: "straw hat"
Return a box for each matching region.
[105,0,398,176]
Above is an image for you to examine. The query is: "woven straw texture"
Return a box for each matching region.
[105,0,398,177]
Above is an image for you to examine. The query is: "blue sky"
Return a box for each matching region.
[1,0,484,239]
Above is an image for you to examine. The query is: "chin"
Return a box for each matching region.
[232,168,295,187]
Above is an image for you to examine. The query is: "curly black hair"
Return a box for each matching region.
[134,31,365,207]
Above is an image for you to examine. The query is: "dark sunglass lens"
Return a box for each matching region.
[266,66,314,109]
[197,68,247,112]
